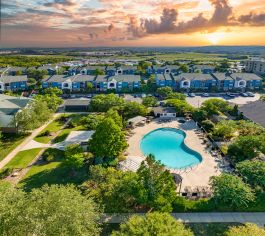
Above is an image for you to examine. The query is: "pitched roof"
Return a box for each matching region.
[109,75,141,82]
[238,100,265,128]
[153,106,176,114]
[212,73,234,81]
[230,73,263,81]
[43,75,74,83]
[0,75,28,83]
[72,75,96,82]
[64,99,90,106]
[172,73,214,81]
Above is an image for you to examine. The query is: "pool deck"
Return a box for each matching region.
[126,118,221,188]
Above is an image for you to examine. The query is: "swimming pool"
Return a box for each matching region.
[140,128,202,169]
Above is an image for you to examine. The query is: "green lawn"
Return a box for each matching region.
[0,133,28,161]
[4,148,42,169]
[18,148,89,191]
[34,116,68,144]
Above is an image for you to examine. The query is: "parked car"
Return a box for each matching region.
[246,92,255,97]
[202,93,209,97]
[189,93,196,97]
[240,92,248,97]
[226,92,236,98]
[87,94,92,98]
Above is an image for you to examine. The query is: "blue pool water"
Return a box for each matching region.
[140,128,202,169]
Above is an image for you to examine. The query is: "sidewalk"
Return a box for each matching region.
[0,113,59,170]
[103,212,265,226]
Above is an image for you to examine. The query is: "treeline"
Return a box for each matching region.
[0,55,73,67]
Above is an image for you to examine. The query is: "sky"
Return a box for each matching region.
[1,0,265,47]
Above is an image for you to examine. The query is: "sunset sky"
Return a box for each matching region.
[1,0,265,47]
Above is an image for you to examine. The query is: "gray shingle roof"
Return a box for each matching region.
[153,107,176,114]
[172,73,214,81]
[230,73,262,81]
[0,75,28,83]
[64,99,90,106]
[109,75,141,82]
[43,75,74,82]
[239,100,265,128]
[212,73,234,81]
[72,75,96,82]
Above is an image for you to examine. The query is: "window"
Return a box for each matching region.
[63,83,69,88]
[109,82,115,88]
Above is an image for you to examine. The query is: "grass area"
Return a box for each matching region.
[4,148,42,169]
[52,114,88,144]
[18,148,89,191]
[108,53,226,62]
[34,115,69,144]
[0,133,28,161]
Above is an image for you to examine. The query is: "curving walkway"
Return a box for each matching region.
[0,113,60,170]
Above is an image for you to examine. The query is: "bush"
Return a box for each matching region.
[0,168,13,179]
[42,130,51,136]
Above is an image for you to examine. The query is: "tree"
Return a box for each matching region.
[227,135,264,163]
[86,82,94,92]
[84,165,139,213]
[166,99,194,116]
[142,96,157,107]
[14,99,52,132]
[167,92,186,100]
[192,108,208,122]
[0,183,101,236]
[260,95,265,102]
[225,223,265,236]
[156,86,173,98]
[136,155,177,212]
[36,94,63,112]
[211,120,237,141]
[179,64,189,73]
[236,160,265,189]
[80,114,105,130]
[201,99,232,117]
[210,174,255,208]
[43,87,62,96]
[90,94,125,112]
[146,75,157,91]
[111,212,194,236]
[237,120,265,136]
[106,109,123,128]
[93,68,105,75]
[201,119,215,132]
[122,102,148,119]
[89,118,127,161]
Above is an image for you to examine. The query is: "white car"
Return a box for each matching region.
[202,93,209,97]
[246,92,255,97]
[189,93,196,97]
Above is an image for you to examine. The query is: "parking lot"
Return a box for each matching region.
[186,93,261,108]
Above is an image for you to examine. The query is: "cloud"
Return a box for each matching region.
[238,12,265,26]
[44,0,78,12]
[143,8,178,34]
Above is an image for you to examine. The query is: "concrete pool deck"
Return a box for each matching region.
[126,118,221,188]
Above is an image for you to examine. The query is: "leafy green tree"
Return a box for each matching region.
[64,153,85,169]
[86,82,94,92]
[237,160,265,189]
[0,183,101,236]
[201,99,232,117]
[89,118,127,161]
[136,155,177,212]
[84,166,139,213]
[106,109,123,128]
[142,96,157,107]
[227,135,264,163]
[157,86,173,98]
[210,174,255,208]
[43,87,63,96]
[192,108,208,122]
[146,75,157,91]
[237,120,265,136]
[179,64,189,73]
[122,102,148,119]
[80,114,105,130]
[65,144,83,157]
[201,119,215,132]
[167,92,186,100]
[166,99,194,116]
[36,94,63,112]
[225,223,265,236]
[93,68,105,75]
[112,212,194,236]
[90,94,125,112]
[260,95,265,102]
[14,99,52,132]
[211,120,237,141]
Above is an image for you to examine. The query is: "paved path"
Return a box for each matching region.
[103,212,265,226]
[0,113,60,170]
